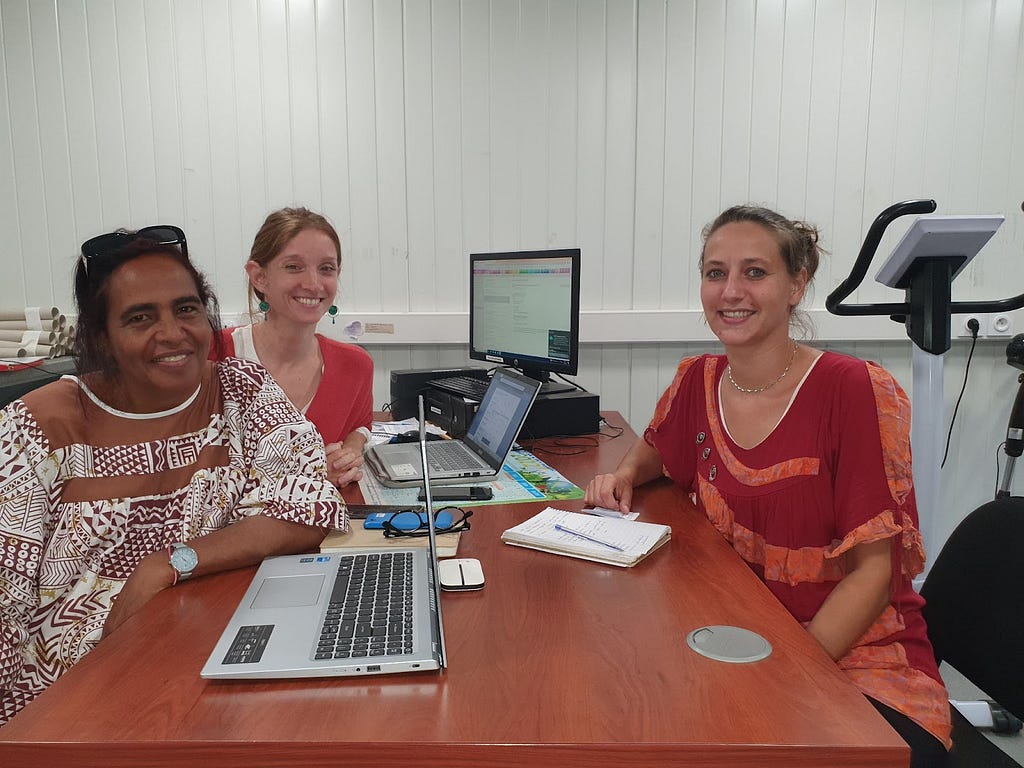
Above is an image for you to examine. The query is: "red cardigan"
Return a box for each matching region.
[214,327,374,445]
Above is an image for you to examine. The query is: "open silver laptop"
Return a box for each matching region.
[201,396,447,679]
[365,367,541,488]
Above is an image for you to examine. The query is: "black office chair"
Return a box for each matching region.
[920,497,1024,767]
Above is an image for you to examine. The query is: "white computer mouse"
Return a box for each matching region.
[438,558,485,591]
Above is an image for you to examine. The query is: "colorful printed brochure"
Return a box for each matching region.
[357,449,584,507]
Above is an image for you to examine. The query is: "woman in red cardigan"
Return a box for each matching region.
[214,207,374,488]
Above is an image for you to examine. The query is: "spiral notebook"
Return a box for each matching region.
[501,508,671,568]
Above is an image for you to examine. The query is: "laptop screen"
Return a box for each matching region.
[464,369,538,462]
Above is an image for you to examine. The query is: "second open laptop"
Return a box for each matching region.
[365,367,542,488]
[200,396,447,679]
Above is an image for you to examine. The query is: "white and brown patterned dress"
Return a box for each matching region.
[0,358,348,725]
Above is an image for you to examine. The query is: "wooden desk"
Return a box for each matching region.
[0,413,907,767]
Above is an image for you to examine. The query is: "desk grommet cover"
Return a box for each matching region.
[686,625,773,663]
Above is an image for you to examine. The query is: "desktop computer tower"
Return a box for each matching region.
[389,367,489,420]
[423,383,600,439]
[521,388,601,439]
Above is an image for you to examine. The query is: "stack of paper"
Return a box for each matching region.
[501,507,671,568]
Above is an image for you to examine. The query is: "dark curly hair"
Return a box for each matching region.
[73,236,224,377]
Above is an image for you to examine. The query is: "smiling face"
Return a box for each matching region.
[102,253,213,411]
[246,228,340,326]
[699,221,808,350]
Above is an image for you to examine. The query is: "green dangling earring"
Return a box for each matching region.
[327,305,338,325]
[258,299,270,318]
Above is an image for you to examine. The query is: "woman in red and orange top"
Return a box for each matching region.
[585,205,951,768]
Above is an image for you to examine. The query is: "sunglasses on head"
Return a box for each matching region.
[79,225,188,274]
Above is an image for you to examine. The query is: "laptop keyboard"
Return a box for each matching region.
[315,552,415,660]
[430,374,490,400]
[427,441,477,472]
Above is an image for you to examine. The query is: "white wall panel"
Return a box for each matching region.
[5,0,46,306]
[29,0,73,297]
[575,1,607,311]
[116,0,159,224]
[145,0,189,238]
[289,0,324,205]
[227,0,266,274]
[662,0,697,310]
[719,0,754,204]
[0,2,22,300]
[601,0,637,310]
[202,0,243,294]
[775,0,814,221]
[547,0,578,250]
[372,0,408,311]
[429,0,466,311]
[459,0,491,260]
[747,0,784,208]
[634,0,667,311]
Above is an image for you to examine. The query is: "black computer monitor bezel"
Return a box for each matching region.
[468,247,581,383]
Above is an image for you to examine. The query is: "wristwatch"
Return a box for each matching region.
[167,542,199,585]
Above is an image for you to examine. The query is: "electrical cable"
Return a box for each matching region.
[994,441,1007,498]
[941,319,979,469]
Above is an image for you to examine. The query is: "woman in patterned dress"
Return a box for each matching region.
[0,228,347,725]
[584,205,952,767]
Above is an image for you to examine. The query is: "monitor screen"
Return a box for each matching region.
[469,248,581,394]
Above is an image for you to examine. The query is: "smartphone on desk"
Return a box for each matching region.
[364,509,454,530]
[418,486,493,502]
[346,504,423,519]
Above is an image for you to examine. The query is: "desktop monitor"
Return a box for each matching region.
[469,248,581,394]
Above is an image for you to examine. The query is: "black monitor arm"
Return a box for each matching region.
[825,199,1024,354]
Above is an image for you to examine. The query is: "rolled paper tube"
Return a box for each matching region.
[0,307,60,322]
[0,344,29,357]
[0,330,58,344]
[0,318,59,331]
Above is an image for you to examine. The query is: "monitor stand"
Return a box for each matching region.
[517,367,576,396]
[540,380,575,395]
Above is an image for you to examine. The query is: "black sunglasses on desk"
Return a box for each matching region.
[382,507,474,539]
[79,225,188,274]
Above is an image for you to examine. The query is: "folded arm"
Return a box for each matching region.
[104,515,327,637]
[806,537,893,660]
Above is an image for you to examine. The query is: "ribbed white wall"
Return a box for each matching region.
[2,0,1023,556]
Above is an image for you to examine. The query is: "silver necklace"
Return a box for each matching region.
[726,342,799,394]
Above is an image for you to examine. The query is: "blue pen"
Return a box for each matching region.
[554,523,625,552]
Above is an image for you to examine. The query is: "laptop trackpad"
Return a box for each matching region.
[251,574,325,609]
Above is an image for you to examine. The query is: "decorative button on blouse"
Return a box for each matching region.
[702,447,711,460]
[696,432,706,444]
[709,465,717,481]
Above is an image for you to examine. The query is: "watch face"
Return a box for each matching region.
[170,545,199,574]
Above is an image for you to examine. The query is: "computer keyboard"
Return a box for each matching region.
[315,552,414,660]
[429,374,490,400]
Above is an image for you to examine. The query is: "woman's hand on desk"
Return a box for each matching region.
[585,438,665,514]
[102,551,175,638]
[585,473,635,515]
[325,441,364,488]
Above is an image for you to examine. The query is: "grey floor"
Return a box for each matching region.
[941,663,1024,764]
